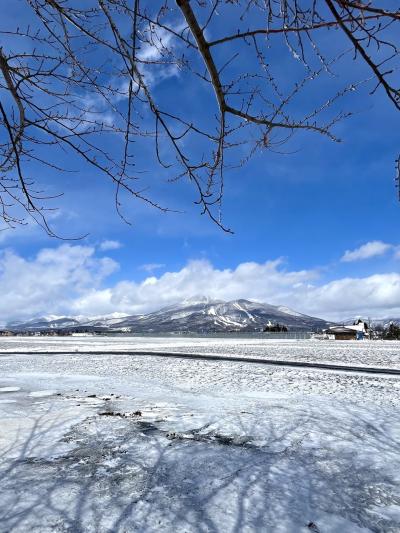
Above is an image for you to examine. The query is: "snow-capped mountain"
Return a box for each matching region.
[6,313,129,331]
[6,316,82,330]
[7,299,330,332]
[343,317,400,329]
[372,318,400,328]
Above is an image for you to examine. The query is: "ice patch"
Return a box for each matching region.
[370,504,400,521]
[0,386,21,393]
[29,390,57,398]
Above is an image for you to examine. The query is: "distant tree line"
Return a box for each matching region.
[264,323,288,333]
[383,323,400,340]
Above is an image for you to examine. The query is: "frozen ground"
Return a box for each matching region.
[0,337,400,532]
[1,336,400,369]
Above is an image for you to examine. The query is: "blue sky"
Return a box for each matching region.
[1,1,399,322]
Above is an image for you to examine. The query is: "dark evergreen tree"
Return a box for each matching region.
[385,323,400,340]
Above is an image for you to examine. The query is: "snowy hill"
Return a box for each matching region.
[367,317,400,329]
[7,299,329,333]
[7,316,82,330]
[343,317,400,329]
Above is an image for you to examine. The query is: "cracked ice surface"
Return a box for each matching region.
[0,338,400,532]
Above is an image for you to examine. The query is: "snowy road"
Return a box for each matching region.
[1,337,400,532]
[3,347,400,376]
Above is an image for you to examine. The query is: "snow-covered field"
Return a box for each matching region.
[2,335,400,368]
[1,337,400,532]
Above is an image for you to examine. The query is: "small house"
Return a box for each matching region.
[346,319,369,340]
[324,319,370,340]
[324,326,357,340]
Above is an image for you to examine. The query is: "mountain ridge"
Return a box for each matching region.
[5,298,332,333]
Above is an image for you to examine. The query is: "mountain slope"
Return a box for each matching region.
[114,299,329,332]
[7,299,329,332]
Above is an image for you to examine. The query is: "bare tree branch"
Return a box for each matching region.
[0,0,398,236]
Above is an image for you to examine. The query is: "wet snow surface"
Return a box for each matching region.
[1,338,400,532]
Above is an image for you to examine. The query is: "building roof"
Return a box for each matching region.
[325,326,357,334]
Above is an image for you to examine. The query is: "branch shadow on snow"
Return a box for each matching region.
[0,400,400,532]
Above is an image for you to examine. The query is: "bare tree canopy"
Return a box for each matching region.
[0,0,399,235]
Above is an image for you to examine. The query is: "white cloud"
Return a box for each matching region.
[76,260,400,320]
[2,246,400,324]
[341,241,392,262]
[288,273,400,319]
[69,258,318,317]
[0,244,118,323]
[99,240,122,251]
[136,24,184,87]
[139,263,166,273]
